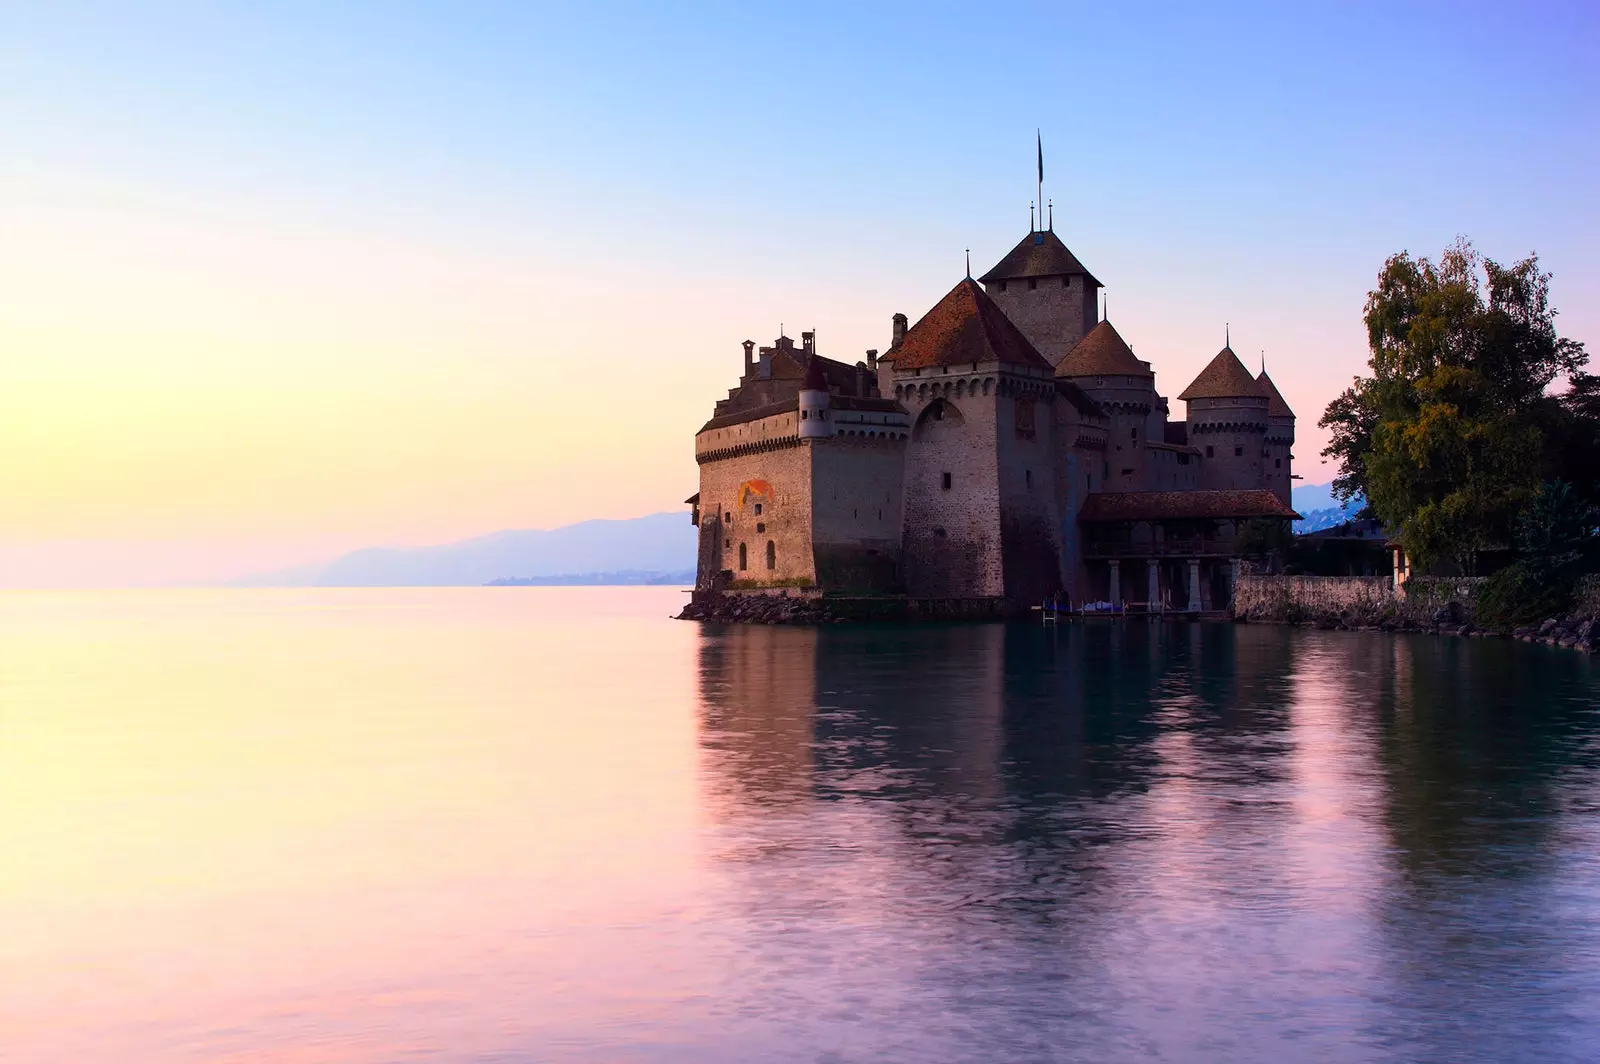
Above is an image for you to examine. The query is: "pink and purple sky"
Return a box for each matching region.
[3,2,1595,586]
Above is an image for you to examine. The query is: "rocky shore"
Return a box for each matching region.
[1236,600,1600,654]
[677,594,845,625]
[676,591,1018,625]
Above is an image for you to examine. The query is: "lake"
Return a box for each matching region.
[2,588,1597,1062]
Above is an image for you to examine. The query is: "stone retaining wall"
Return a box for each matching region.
[1232,574,1484,629]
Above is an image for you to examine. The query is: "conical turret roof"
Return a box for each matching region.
[890,277,1054,372]
[1056,320,1152,378]
[801,353,828,391]
[979,229,1102,288]
[1256,370,1294,418]
[1178,345,1267,401]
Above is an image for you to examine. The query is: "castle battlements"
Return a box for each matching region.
[688,216,1298,611]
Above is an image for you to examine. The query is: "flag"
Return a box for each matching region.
[1037,131,1043,183]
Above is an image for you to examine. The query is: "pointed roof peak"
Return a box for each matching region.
[1179,345,1267,401]
[1057,319,1152,378]
[890,277,1053,372]
[1255,369,1295,418]
[801,352,828,391]
[979,228,1102,287]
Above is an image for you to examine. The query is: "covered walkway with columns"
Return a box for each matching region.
[1075,489,1299,613]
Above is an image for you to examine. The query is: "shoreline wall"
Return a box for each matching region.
[1232,574,1484,629]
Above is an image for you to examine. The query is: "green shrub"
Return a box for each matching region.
[1474,561,1576,629]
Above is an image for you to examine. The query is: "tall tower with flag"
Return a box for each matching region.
[981,133,1102,365]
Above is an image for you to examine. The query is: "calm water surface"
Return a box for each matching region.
[2,588,1598,1062]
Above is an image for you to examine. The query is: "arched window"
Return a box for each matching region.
[765,541,775,569]
[739,543,748,570]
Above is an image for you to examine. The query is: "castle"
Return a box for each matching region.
[687,216,1299,612]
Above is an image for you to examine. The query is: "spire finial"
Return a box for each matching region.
[965,248,971,278]
[1261,349,1266,374]
[1030,201,1035,232]
[1226,322,1230,349]
[1047,199,1053,231]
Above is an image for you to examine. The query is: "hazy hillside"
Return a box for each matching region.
[238,512,697,587]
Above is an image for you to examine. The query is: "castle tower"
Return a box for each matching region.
[887,277,1061,602]
[978,229,1102,367]
[1256,368,1295,505]
[1179,344,1270,492]
[1054,319,1157,494]
[797,354,833,438]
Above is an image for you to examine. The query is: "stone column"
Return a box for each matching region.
[1147,560,1160,612]
[1109,560,1122,609]
[1187,559,1201,613]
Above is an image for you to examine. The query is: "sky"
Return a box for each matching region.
[2,1,1596,586]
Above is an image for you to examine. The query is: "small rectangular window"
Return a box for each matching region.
[753,503,762,515]
[1205,446,1214,458]
[1025,470,1032,489]
[1131,427,1138,441]
[942,472,952,490]
[1235,446,1243,457]
[1028,278,1037,290]
[1275,458,1282,468]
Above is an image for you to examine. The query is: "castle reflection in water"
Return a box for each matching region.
[691,621,1600,1062]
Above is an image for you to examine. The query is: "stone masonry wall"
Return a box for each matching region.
[811,435,907,592]
[900,380,1003,598]
[984,275,1097,367]
[1232,574,1485,628]
[995,381,1064,601]
[696,438,814,588]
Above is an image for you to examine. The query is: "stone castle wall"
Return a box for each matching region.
[985,275,1096,367]
[696,435,814,588]
[1188,395,1268,492]
[900,387,1004,597]
[811,435,907,592]
[994,382,1064,601]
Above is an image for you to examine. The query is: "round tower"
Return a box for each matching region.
[1257,367,1296,505]
[798,355,833,438]
[1179,344,1269,492]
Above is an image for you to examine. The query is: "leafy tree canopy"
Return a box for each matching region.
[1319,239,1587,570]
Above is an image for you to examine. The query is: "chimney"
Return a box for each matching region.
[892,313,908,347]
[758,346,773,380]
[866,348,878,370]
[855,361,868,397]
[801,330,815,356]
[742,339,754,377]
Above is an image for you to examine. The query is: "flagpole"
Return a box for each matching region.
[1036,129,1043,235]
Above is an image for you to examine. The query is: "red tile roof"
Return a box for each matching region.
[890,278,1054,372]
[1178,346,1267,401]
[1256,370,1295,418]
[1079,489,1300,522]
[978,229,1102,287]
[1056,320,1152,378]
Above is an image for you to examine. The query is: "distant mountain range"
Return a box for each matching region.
[1292,481,1366,533]
[235,484,1363,586]
[235,512,697,587]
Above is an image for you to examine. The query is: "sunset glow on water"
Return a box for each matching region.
[2,589,1598,1062]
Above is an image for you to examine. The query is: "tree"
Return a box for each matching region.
[1319,239,1587,571]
